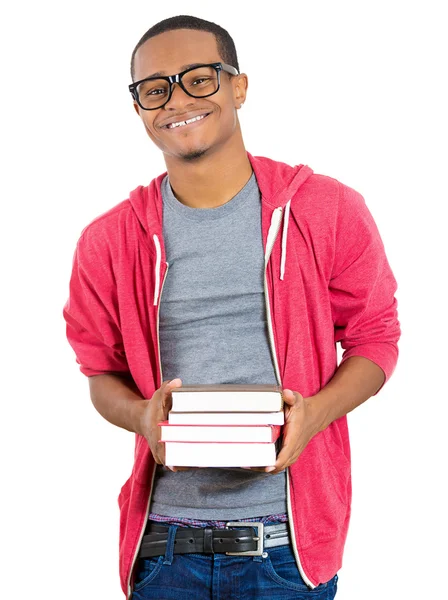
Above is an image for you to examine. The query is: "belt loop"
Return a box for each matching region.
[203,527,214,554]
[163,524,178,565]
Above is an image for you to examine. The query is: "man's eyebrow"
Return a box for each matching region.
[145,63,211,79]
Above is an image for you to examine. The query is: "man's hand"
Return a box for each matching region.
[266,388,324,475]
[140,378,185,471]
[140,378,198,472]
[242,388,324,475]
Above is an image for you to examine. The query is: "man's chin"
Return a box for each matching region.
[178,146,209,162]
[162,139,216,163]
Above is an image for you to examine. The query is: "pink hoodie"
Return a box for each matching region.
[63,152,400,597]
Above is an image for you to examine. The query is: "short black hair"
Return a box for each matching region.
[130,15,240,81]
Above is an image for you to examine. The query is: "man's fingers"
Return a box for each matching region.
[272,445,292,473]
[272,438,304,473]
[160,378,182,410]
[151,379,182,467]
[268,426,299,473]
[152,441,166,465]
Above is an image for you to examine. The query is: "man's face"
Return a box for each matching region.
[132,29,247,161]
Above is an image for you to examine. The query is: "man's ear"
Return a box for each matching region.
[234,73,248,108]
[133,101,141,116]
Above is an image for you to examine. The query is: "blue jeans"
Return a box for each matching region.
[131,524,338,599]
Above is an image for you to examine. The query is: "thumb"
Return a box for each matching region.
[282,388,299,406]
[161,378,182,407]
[166,378,182,389]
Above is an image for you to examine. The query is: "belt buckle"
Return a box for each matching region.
[225,521,264,556]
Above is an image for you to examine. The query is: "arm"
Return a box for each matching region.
[267,356,384,473]
[268,183,400,474]
[88,373,148,436]
[88,373,183,465]
[62,230,184,465]
[310,355,385,433]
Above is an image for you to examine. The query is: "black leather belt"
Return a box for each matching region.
[138,521,290,558]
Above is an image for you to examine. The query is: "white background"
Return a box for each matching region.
[1,1,447,598]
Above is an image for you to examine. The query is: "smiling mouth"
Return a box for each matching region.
[164,113,211,130]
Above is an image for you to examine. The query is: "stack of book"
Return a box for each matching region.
[159,384,284,467]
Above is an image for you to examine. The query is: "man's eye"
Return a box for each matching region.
[192,77,209,85]
[147,88,165,96]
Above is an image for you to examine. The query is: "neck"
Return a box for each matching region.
[163,136,253,209]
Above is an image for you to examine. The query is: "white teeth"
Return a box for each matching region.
[167,114,207,129]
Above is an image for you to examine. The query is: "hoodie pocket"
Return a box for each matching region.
[290,430,351,552]
[322,427,350,505]
[118,476,132,556]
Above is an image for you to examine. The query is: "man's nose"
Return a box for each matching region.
[164,81,193,109]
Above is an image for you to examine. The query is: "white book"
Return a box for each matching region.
[164,442,277,467]
[168,411,284,426]
[171,384,284,413]
[159,422,281,443]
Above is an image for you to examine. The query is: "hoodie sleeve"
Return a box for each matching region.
[63,229,129,377]
[329,182,400,394]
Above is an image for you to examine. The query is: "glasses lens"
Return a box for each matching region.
[136,78,170,110]
[182,66,219,97]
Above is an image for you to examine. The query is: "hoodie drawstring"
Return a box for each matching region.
[153,234,161,306]
[264,202,291,282]
[280,199,291,281]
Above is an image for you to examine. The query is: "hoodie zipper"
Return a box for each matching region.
[126,261,170,599]
[264,208,283,384]
[264,207,315,590]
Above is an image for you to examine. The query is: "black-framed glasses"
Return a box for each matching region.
[129,62,239,110]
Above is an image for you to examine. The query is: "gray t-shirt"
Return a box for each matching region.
[149,171,287,519]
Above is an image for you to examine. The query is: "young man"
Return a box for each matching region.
[63,15,400,600]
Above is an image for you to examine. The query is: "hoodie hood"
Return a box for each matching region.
[247,152,314,209]
[247,153,314,280]
[128,152,314,290]
[129,152,313,233]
